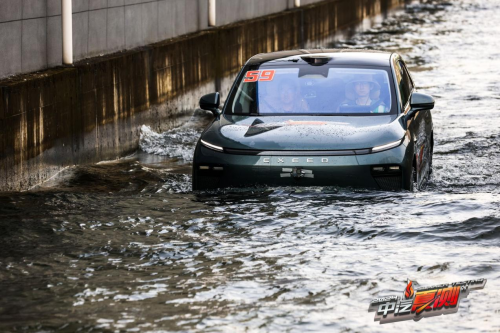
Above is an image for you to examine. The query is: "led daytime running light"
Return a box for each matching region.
[201,139,223,152]
[372,139,403,153]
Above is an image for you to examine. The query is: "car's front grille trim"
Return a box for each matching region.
[373,175,402,191]
[223,148,371,156]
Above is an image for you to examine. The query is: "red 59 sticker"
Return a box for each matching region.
[243,70,276,82]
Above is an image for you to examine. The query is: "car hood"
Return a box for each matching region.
[202,115,405,151]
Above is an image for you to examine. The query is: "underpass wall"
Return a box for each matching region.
[0,0,328,79]
[0,0,404,191]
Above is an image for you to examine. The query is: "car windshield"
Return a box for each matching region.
[227,65,394,115]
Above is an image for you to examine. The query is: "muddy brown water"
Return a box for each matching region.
[1,0,500,332]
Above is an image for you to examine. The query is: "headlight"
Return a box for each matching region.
[372,139,403,153]
[201,139,223,152]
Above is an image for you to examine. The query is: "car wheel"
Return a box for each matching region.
[409,165,418,192]
[429,134,434,177]
[428,149,433,178]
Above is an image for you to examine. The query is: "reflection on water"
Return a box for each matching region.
[1,0,500,332]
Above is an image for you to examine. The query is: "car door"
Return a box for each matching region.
[396,60,431,185]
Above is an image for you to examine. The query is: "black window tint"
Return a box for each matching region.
[397,61,412,107]
[401,62,414,91]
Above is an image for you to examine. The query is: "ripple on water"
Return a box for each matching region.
[1,0,500,332]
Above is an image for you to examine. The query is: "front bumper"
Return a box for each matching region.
[192,142,412,190]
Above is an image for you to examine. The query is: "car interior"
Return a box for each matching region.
[232,70,391,114]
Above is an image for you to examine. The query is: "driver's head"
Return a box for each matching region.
[354,81,372,97]
[279,80,299,104]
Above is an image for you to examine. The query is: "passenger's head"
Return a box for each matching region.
[348,75,380,98]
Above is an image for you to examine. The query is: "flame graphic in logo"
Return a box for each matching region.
[405,280,415,299]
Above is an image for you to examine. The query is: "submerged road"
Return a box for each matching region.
[1,0,500,331]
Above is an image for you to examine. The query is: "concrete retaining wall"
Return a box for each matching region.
[0,0,330,79]
[0,0,404,191]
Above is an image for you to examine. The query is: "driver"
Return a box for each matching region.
[342,75,388,113]
[277,80,309,113]
[261,78,309,113]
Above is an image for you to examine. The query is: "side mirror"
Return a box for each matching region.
[410,92,434,110]
[406,93,434,121]
[200,92,221,116]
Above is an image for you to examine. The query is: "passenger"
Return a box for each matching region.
[342,75,389,113]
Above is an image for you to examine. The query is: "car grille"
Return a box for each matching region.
[197,176,221,189]
[374,175,402,191]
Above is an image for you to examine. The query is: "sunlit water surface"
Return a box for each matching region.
[1,0,500,332]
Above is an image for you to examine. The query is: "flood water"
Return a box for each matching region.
[1,0,500,332]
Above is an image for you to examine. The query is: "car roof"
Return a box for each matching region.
[246,49,393,67]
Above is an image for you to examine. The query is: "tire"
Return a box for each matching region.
[429,133,434,176]
[409,165,418,192]
[428,149,433,177]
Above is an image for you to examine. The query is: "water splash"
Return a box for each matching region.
[2,1,500,332]
[139,125,201,162]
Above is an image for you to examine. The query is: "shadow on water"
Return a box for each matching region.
[1,0,500,332]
